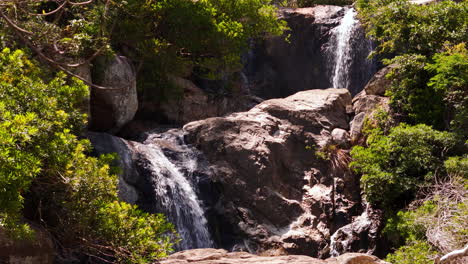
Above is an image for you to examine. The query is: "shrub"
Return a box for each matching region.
[357,0,468,56]
[0,48,175,262]
[350,123,457,210]
[386,240,437,264]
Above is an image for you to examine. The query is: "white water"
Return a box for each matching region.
[137,142,213,250]
[330,8,358,89]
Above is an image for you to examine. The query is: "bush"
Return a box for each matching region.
[386,240,437,264]
[0,48,175,262]
[384,43,468,132]
[350,123,457,210]
[357,0,468,56]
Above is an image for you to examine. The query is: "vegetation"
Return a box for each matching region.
[0,47,176,262]
[350,122,458,210]
[0,0,287,101]
[0,0,288,262]
[353,0,468,262]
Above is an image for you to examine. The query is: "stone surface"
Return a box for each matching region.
[363,65,394,96]
[87,132,141,205]
[160,76,262,125]
[183,89,361,255]
[0,226,54,264]
[331,128,350,147]
[348,67,392,141]
[330,205,385,257]
[159,248,389,264]
[90,55,138,133]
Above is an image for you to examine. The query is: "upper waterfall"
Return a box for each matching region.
[330,8,358,89]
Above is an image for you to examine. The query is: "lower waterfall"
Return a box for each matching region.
[136,131,214,250]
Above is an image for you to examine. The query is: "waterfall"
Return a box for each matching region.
[330,8,358,89]
[135,132,214,250]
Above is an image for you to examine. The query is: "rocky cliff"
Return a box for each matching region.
[90,87,389,258]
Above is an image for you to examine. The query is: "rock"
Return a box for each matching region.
[71,63,93,118]
[90,55,138,133]
[87,132,142,205]
[363,65,394,96]
[352,94,389,115]
[330,205,385,257]
[184,89,361,255]
[243,6,377,99]
[159,248,389,264]
[331,128,350,147]
[349,66,392,141]
[160,76,261,125]
[349,112,366,141]
[0,226,54,264]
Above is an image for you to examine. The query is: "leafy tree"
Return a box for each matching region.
[357,0,468,56]
[384,43,467,132]
[350,123,457,210]
[426,43,468,136]
[0,48,175,262]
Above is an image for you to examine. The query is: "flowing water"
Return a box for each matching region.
[328,7,376,94]
[136,132,214,250]
[330,8,358,89]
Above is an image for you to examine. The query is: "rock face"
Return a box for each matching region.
[243,6,377,99]
[160,76,263,125]
[184,89,361,256]
[0,226,54,264]
[89,88,388,257]
[349,66,392,141]
[90,55,138,133]
[160,248,389,264]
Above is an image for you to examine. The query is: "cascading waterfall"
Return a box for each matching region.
[136,133,214,250]
[330,8,358,89]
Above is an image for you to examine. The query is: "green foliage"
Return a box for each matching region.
[95,201,177,263]
[445,156,468,179]
[357,0,468,56]
[385,54,445,129]
[350,123,457,210]
[426,43,468,136]
[0,48,175,262]
[385,240,437,264]
[385,43,468,132]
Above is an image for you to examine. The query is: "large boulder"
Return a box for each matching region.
[184,89,361,256]
[159,248,389,264]
[90,55,138,133]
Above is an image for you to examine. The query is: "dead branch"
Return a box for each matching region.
[435,245,468,264]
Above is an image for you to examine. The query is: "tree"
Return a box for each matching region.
[0,48,175,262]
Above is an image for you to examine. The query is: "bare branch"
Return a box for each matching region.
[436,245,468,264]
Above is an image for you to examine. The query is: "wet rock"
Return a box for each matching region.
[184,89,360,255]
[90,55,138,133]
[87,132,144,207]
[159,248,389,264]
